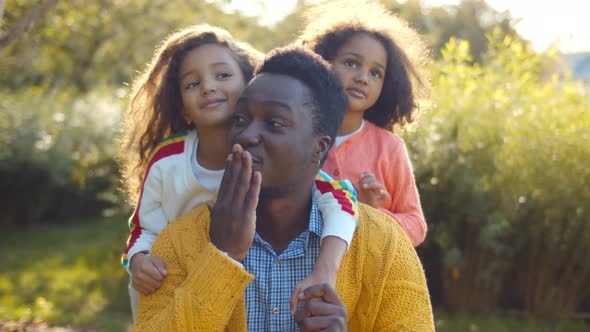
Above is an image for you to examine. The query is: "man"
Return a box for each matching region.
[133,46,434,331]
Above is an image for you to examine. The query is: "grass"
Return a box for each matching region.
[434,310,588,332]
[1,217,588,331]
[0,215,132,331]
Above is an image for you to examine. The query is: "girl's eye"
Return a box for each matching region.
[370,70,383,79]
[217,72,232,79]
[343,60,358,68]
[185,81,199,89]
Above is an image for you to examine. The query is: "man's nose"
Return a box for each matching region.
[235,122,262,147]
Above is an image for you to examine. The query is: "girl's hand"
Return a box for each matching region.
[290,236,345,315]
[130,253,168,295]
[290,265,338,316]
[294,283,348,332]
[208,144,261,262]
[355,172,388,208]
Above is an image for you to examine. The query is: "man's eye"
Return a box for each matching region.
[233,113,248,125]
[185,81,199,89]
[269,120,285,128]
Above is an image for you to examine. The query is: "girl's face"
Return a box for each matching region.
[332,33,387,114]
[178,44,246,130]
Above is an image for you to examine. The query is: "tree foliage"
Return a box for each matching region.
[387,0,524,62]
[0,0,274,91]
[407,32,590,317]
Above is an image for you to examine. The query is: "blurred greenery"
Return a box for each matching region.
[0,87,126,228]
[434,310,588,332]
[0,215,131,331]
[407,32,590,318]
[1,0,589,330]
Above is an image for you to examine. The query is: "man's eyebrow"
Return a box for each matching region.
[262,100,292,112]
[341,51,385,70]
[236,96,293,112]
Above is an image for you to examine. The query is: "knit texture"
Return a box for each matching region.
[133,204,434,331]
[323,120,427,246]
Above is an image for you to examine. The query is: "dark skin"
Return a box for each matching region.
[295,284,347,332]
[208,73,347,330]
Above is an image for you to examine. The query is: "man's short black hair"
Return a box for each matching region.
[255,45,347,164]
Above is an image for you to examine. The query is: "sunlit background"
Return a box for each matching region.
[1,0,588,331]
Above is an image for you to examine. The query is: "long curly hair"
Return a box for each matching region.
[118,24,262,205]
[296,0,431,131]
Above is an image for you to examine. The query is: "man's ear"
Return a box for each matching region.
[313,135,331,165]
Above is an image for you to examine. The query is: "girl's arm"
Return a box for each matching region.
[123,163,168,272]
[290,170,359,314]
[381,141,427,247]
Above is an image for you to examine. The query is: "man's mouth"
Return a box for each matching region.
[248,152,263,171]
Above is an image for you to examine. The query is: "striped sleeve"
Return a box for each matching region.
[121,131,188,270]
[314,169,359,250]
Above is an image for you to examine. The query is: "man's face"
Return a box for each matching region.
[229,73,319,195]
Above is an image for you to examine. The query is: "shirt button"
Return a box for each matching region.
[272,308,280,315]
[334,170,340,177]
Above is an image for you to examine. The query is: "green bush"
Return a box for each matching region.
[0,87,126,228]
[408,33,590,317]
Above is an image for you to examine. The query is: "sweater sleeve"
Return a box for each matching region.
[314,170,359,250]
[373,215,434,331]
[380,141,427,247]
[133,208,254,331]
[122,163,169,271]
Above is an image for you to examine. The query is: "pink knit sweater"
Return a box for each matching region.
[323,121,427,246]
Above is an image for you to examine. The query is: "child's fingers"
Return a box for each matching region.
[150,256,168,277]
[290,284,303,315]
[141,260,165,281]
[298,283,343,305]
[358,173,381,190]
[133,273,161,292]
[361,181,382,191]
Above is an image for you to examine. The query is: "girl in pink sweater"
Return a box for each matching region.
[298,0,431,246]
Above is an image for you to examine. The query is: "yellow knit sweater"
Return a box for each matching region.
[133,204,434,331]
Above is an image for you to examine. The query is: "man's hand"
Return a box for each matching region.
[355,172,388,209]
[130,252,168,295]
[295,283,347,332]
[209,144,261,262]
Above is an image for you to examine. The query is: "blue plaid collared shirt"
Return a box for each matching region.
[243,200,322,332]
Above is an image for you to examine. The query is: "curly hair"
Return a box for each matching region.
[119,24,262,205]
[296,0,431,131]
[256,45,348,163]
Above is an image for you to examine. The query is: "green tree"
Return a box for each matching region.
[0,0,274,91]
[387,0,523,62]
[408,33,590,317]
